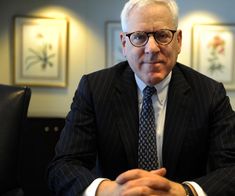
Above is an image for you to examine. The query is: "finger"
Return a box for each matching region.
[119,176,171,193]
[120,185,164,196]
[116,169,147,184]
[150,167,167,176]
[116,169,171,191]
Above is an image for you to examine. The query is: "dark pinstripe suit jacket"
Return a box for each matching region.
[48,61,235,196]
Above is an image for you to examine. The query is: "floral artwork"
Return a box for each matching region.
[192,24,235,90]
[106,22,126,67]
[25,33,55,71]
[207,35,225,74]
[14,16,68,87]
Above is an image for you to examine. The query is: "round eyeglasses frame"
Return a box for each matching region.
[125,29,177,47]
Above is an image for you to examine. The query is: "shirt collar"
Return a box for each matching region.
[135,72,172,105]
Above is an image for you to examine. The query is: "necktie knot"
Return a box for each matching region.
[143,86,156,99]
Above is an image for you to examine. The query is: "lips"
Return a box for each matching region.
[143,59,164,64]
[148,62,160,64]
[143,61,164,65]
[142,61,163,72]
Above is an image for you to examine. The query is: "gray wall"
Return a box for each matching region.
[0,0,234,117]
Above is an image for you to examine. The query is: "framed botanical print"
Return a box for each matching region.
[192,24,235,90]
[13,16,69,87]
[105,21,125,67]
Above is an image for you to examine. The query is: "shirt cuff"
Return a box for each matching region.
[82,178,109,196]
[185,181,207,196]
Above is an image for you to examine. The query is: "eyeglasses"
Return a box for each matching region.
[125,29,177,47]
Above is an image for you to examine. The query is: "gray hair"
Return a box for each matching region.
[120,0,179,32]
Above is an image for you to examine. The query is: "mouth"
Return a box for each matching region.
[142,61,163,73]
[143,58,164,64]
[143,61,164,66]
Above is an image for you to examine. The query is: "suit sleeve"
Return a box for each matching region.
[47,75,98,195]
[195,82,235,195]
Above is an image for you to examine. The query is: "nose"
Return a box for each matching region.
[144,35,160,53]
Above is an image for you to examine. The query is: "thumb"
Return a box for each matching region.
[150,167,167,176]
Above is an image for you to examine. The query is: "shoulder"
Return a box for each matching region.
[77,61,133,92]
[84,61,130,81]
[173,62,222,89]
[171,62,228,105]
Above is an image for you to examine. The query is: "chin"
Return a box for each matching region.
[146,74,165,85]
[145,78,160,86]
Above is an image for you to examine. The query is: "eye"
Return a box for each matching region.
[132,32,147,41]
[158,31,170,39]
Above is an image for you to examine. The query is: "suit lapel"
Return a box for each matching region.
[113,64,139,168]
[163,64,193,176]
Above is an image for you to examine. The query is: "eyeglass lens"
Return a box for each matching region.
[129,29,175,47]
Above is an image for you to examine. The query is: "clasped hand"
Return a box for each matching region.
[96,168,186,196]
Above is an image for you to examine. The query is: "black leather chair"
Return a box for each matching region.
[0,84,31,196]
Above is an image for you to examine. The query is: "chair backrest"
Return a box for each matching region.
[0,84,31,194]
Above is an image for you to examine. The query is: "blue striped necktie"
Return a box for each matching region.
[138,86,158,170]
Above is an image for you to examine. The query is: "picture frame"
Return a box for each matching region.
[13,16,69,87]
[192,24,235,90]
[105,21,126,67]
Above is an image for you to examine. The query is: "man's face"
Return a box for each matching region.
[120,4,182,86]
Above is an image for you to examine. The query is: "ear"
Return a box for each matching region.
[120,32,126,46]
[176,30,182,54]
[120,32,127,56]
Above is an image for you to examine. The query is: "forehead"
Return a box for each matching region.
[126,3,175,32]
